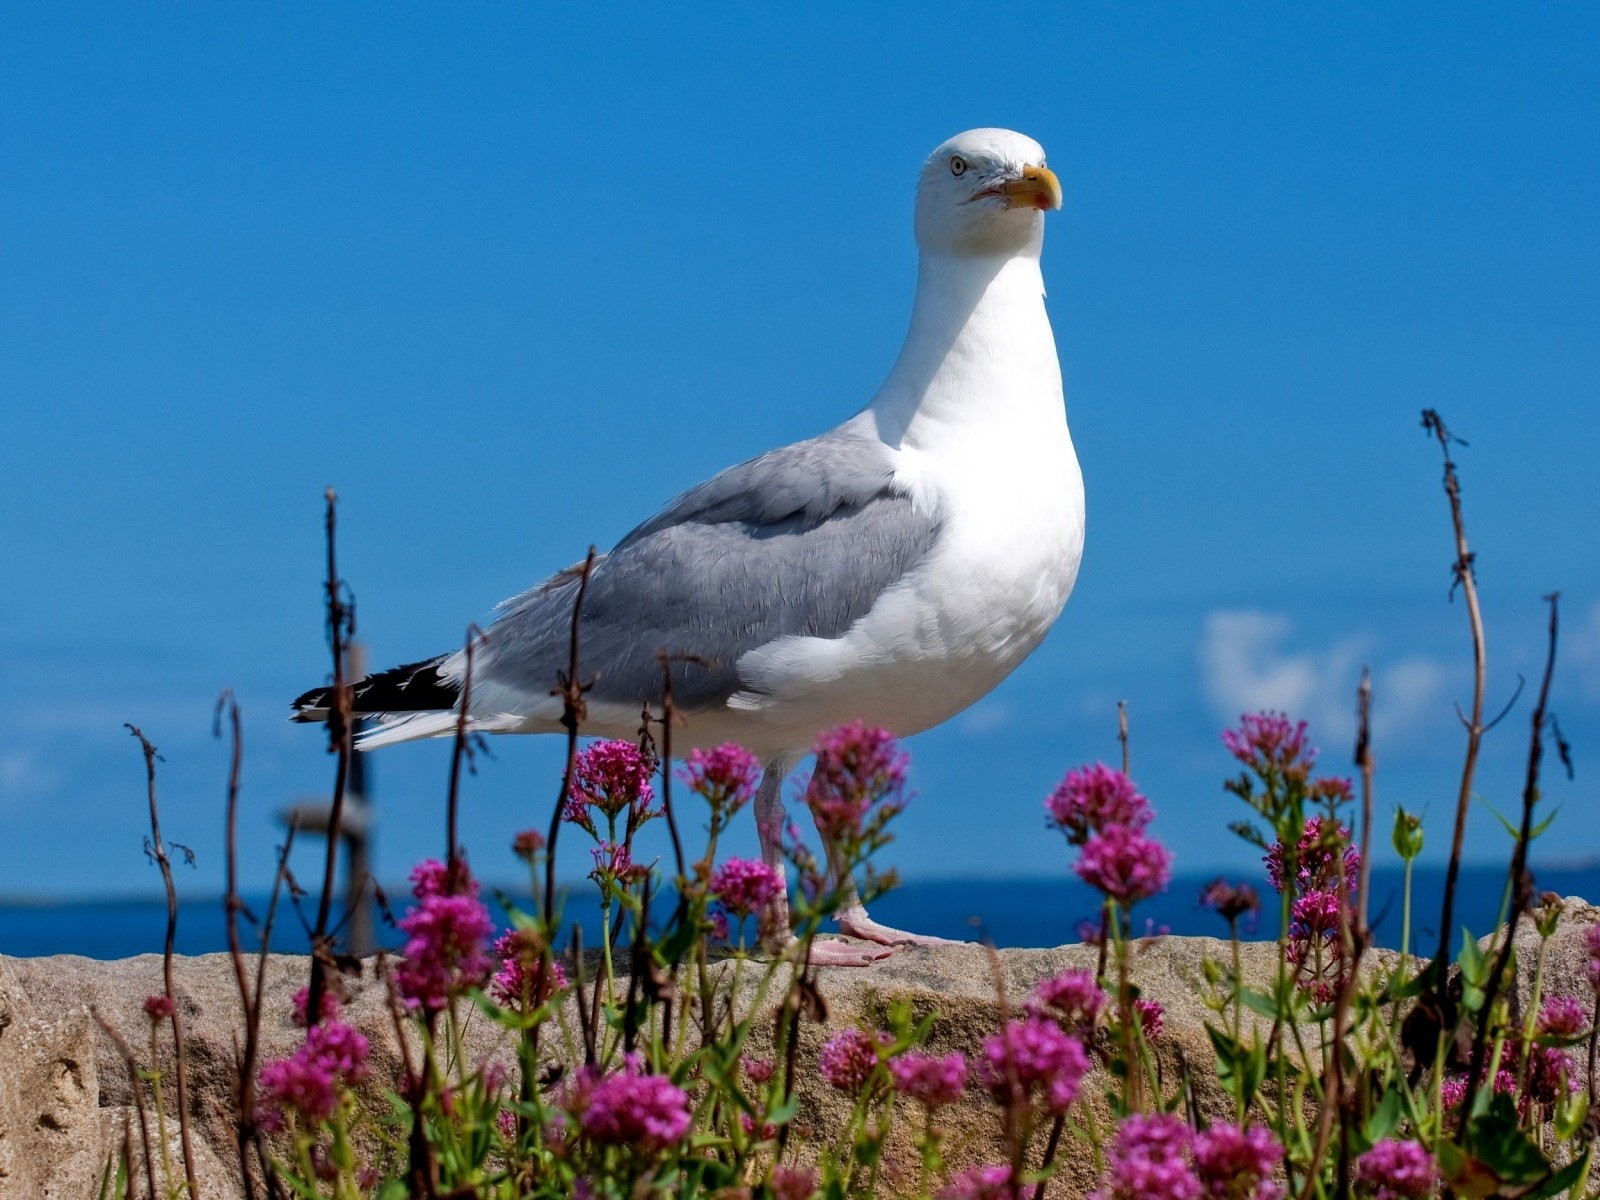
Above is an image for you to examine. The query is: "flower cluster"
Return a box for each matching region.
[1537,995,1587,1038]
[1266,815,1359,898]
[1092,1113,1199,1200]
[1199,877,1261,927]
[1264,816,1361,1004]
[564,739,657,835]
[710,856,785,919]
[1193,1122,1283,1200]
[1029,967,1107,1031]
[1075,822,1172,906]
[977,1015,1090,1114]
[889,1051,967,1109]
[565,1061,692,1157]
[1092,1116,1283,1200]
[291,985,343,1028]
[259,1019,371,1125]
[1222,712,1314,784]
[1353,1139,1437,1199]
[589,840,646,886]
[680,743,762,816]
[937,1165,1014,1200]
[394,858,494,1013]
[1586,923,1600,987]
[804,721,908,842]
[819,1028,888,1092]
[511,828,546,862]
[1046,763,1152,844]
[142,993,174,1022]
[770,1165,820,1200]
[489,928,569,1010]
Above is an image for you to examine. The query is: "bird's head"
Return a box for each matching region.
[914,128,1061,257]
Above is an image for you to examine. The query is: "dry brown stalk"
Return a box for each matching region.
[1462,593,1562,1115]
[91,1007,159,1200]
[1420,409,1488,989]
[124,726,199,1200]
[308,487,356,1026]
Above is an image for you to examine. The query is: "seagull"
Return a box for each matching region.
[293,128,1085,966]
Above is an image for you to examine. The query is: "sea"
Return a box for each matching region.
[2,865,1594,960]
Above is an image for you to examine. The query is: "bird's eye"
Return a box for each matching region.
[949,156,968,177]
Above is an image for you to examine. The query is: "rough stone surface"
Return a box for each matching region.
[2,898,1594,1198]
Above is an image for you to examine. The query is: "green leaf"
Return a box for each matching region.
[1553,1090,1590,1141]
[1229,820,1268,850]
[1359,1088,1402,1151]
[1463,1093,1554,1187]
[1525,1150,1591,1200]
[1238,987,1280,1020]
[1205,1024,1266,1108]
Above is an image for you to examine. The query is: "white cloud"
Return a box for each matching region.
[1198,610,1454,747]
[0,748,61,807]
[1566,601,1600,701]
[957,699,1014,736]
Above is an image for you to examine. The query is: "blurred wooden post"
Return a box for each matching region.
[282,642,377,956]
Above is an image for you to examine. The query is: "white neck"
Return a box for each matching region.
[865,244,1063,450]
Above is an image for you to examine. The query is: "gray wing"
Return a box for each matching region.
[480,428,941,711]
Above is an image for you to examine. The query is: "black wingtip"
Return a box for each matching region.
[290,656,460,721]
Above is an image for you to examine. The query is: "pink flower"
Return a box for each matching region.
[937,1165,1014,1200]
[771,1165,820,1200]
[889,1051,967,1109]
[1265,816,1359,898]
[1030,968,1107,1030]
[142,994,174,1022]
[1046,764,1151,844]
[1353,1139,1437,1200]
[1585,924,1600,987]
[742,1055,775,1085]
[409,857,477,899]
[1192,1122,1283,1200]
[1135,997,1165,1043]
[291,986,343,1028]
[573,1068,691,1156]
[259,1019,371,1124]
[819,1028,885,1092]
[1199,878,1261,926]
[1525,1044,1578,1105]
[1076,824,1173,906]
[394,859,494,1012]
[1091,1113,1200,1200]
[804,722,908,842]
[489,929,569,1010]
[1291,889,1345,936]
[978,1016,1090,1114]
[1222,713,1313,783]
[1538,995,1588,1038]
[589,841,640,882]
[569,739,656,823]
[1439,1076,1467,1111]
[710,857,785,918]
[680,744,762,814]
[740,1111,780,1139]
[511,829,546,861]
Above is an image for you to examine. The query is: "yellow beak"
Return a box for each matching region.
[999,164,1063,212]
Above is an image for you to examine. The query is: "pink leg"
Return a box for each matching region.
[820,814,965,949]
[755,757,895,966]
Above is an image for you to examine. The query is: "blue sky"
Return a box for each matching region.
[2,5,1597,904]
